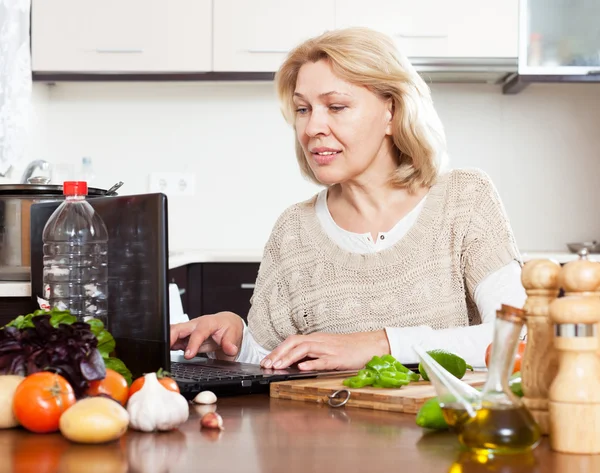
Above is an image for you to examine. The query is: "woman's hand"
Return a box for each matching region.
[170,312,245,360]
[260,330,391,371]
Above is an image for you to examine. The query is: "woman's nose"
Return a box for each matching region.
[304,109,330,137]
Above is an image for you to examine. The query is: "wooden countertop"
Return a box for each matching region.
[0,394,594,473]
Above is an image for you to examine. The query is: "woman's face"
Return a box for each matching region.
[293,60,395,186]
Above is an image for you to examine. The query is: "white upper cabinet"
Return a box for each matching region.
[446,0,519,58]
[335,0,518,58]
[213,0,336,72]
[335,0,451,58]
[32,0,212,72]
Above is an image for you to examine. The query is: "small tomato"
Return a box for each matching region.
[86,369,129,406]
[128,372,179,400]
[13,372,76,434]
[485,341,526,374]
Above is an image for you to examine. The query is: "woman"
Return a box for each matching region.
[170,27,526,370]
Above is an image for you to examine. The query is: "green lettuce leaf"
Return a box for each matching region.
[103,356,133,385]
[85,318,116,357]
[49,311,77,327]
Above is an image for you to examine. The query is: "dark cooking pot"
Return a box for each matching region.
[0,182,123,281]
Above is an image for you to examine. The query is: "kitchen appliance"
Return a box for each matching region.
[0,181,123,281]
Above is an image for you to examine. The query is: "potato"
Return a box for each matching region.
[59,397,129,444]
[0,375,25,428]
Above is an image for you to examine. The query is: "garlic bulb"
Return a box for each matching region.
[127,372,189,432]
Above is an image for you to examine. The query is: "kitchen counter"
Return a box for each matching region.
[520,251,599,263]
[0,281,32,298]
[0,394,586,472]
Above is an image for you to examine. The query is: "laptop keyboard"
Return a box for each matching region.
[171,362,263,382]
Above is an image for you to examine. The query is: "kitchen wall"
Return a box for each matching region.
[15,80,600,253]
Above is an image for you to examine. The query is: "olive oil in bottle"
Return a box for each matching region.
[457,404,541,453]
[441,404,471,430]
[420,306,542,454]
[456,306,541,453]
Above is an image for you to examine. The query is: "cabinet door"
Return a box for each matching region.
[447,0,518,58]
[201,263,260,323]
[335,0,518,58]
[213,0,335,72]
[335,0,451,58]
[32,0,212,72]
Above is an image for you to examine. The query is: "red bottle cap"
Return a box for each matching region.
[63,181,88,196]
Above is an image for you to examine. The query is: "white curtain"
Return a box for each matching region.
[0,0,32,176]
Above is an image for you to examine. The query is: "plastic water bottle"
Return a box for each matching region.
[42,181,109,326]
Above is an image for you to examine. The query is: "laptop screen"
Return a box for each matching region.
[30,193,171,378]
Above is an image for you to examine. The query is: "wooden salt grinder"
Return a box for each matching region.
[548,252,600,454]
[520,259,561,435]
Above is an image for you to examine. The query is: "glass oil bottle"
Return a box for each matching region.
[415,305,541,454]
[457,306,541,453]
[414,345,480,432]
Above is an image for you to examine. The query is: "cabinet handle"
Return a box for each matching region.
[246,49,289,54]
[179,288,186,296]
[240,283,256,290]
[394,33,448,39]
[95,48,144,54]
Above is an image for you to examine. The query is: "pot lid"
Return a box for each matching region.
[0,184,109,196]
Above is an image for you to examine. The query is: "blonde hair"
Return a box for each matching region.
[275,27,448,192]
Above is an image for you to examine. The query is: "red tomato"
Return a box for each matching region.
[485,341,526,374]
[86,369,129,406]
[128,373,180,400]
[13,372,76,433]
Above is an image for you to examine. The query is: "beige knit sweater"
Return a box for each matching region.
[248,168,521,350]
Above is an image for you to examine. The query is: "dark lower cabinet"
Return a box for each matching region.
[168,262,260,323]
[0,297,37,327]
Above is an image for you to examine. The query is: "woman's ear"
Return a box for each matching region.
[385,100,394,136]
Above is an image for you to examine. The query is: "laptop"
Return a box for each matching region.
[30,192,366,398]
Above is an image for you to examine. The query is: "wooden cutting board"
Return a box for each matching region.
[270,371,487,414]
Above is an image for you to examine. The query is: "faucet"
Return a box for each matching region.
[20,160,52,184]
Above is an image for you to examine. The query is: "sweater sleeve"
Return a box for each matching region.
[385,260,526,368]
[461,172,522,300]
[246,208,297,351]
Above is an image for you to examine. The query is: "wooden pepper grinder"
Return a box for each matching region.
[548,250,600,454]
[520,258,562,435]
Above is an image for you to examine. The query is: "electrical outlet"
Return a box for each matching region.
[148,172,196,196]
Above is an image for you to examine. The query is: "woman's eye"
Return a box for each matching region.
[295,107,309,114]
[330,105,347,112]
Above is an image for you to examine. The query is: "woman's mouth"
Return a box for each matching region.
[311,148,341,165]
